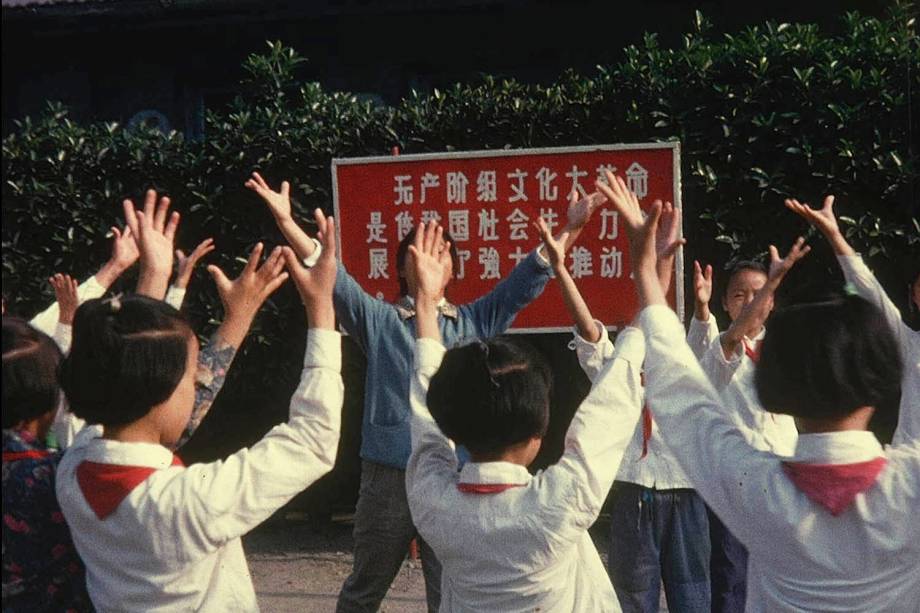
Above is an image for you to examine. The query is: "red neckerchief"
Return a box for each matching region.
[640,406,654,459]
[2,449,53,462]
[781,457,887,516]
[77,455,185,520]
[744,339,762,363]
[457,483,526,494]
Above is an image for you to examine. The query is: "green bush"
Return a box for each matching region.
[3,4,917,505]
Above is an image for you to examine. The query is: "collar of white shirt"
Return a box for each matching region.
[459,461,532,486]
[83,437,176,469]
[791,431,883,464]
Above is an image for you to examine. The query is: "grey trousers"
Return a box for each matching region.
[336,460,442,613]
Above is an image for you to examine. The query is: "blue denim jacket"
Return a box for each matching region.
[334,250,552,469]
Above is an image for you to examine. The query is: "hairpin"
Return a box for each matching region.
[105,293,123,312]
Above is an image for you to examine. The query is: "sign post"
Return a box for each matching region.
[332,143,682,331]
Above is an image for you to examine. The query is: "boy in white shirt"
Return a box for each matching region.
[405,220,644,612]
[605,174,920,613]
[56,196,344,612]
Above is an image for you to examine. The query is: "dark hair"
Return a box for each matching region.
[396,228,460,297]
[426,336,552,455]
[60,296,194,426]
[2,317,64,428]
[755,293,902,420]
[723,259,767,295]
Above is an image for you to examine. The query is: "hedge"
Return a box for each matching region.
[3,3,917,510]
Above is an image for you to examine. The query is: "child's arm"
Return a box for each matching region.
[246,172,318,262]
[173,244,289,449]
[465,191,605,338]
[787,195,918,443]
[164,238,215,311]
[786,195,907,343]
[405,222,460,508]
[46,273,79,352]
[686,261,719,360]
[720,237,810,360]
[601,171,790,550]
[29,224,137,334]
[164,211,342,546]
[123,190,181,300]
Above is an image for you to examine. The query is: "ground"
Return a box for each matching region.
[245,513,669,612]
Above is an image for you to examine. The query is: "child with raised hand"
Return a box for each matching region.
[247,171,604,612]
[47,272,79,352]
[787,195,919,445]
[55,196,341,612]
[165,237,215,311]
[2,318,93,613]
[28,218,140,337]
[606,177,920,612]
[541,191,710,613]
[404,220,645,612]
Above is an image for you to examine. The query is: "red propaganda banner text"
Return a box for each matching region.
[332,144,682,331]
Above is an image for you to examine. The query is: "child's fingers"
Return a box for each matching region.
[206,264,231,292]
[164,211,180,242]
[245,243,265,274]
[153,196,171,232]
[281,246,305,275]
[262,271,289,298]
[251,171,269,190]
[705,264,713,282]
[281,181,290,198]
[322,216,337,258]
[123,199,140,238]
[822,195,835,211]
[142,189,157,221]
[769,244,780,262]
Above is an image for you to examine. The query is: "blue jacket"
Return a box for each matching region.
[333,250,552,468]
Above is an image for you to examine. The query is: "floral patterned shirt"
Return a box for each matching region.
[2,429,93,612]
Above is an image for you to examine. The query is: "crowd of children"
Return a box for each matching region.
[2,167,918,612]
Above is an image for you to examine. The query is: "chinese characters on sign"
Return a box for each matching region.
[333,144,681,330]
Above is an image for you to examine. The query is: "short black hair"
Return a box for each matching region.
[724,259,767,294]
[426,336,551,456]
[755,293,902,420]
[2,317,64,428]
[60,295,194,427]
[395,228,460,297]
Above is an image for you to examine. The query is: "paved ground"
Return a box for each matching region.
[245,513,669,612]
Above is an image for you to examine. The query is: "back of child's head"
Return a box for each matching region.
[2,317,63,429]
[60,295,193,427]
[755,293,902,420]
[426,337,552,456]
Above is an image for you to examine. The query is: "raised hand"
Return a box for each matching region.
[409,221,452,303]
[281,209,337,329]
[109,225,140,271]
[124,189,180,299]
[565,190,607,232]
[656,200,686,259]
[175,238,216,289]
[245,171,292,221]
[785,195,855,256]
[693,260,714,321]
[595,171,666,307]
[49,273,79,325]
[768,236,811,282]
[535,215,565,273]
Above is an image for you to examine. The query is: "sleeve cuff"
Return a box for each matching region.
[164,286,186,310]
[531,247,552,270]
[302,238,323,268]
[571,319,609,349]
[613,326,646,365]
[304,328,342,371]
[415,337,447,371]
[78,276,108,302]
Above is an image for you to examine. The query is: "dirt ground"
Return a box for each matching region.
[245,513,669,612]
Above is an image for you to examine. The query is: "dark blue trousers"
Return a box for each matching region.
[707,506,748,613]
[607,482,711,613]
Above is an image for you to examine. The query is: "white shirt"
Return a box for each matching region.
[838,255,920,446]
[686,314,719,361]
[405,330,645,612]
[570,320,691,489]
[639,305,920,612]
[699,327,798,456]
[56,329,344,612]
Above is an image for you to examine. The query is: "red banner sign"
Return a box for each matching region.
[332,143,683,331]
